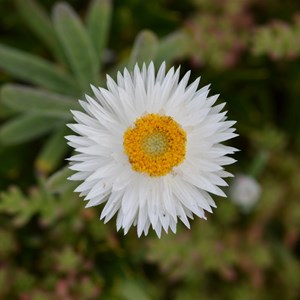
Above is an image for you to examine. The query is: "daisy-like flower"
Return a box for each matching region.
[66,62,237,237]
[230,174,261,212]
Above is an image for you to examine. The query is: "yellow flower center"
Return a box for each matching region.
[123,113,186,177]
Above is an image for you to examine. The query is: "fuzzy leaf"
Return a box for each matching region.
[0,44,78,96]
[15,0,66,63]
[46,166,75,194]
[35,126,70,175]
[1,84,80,120]
[155,31,190,65]
[128,30,158,69]
[0,114,59,145]
[53,2,99,92]
[87,0,112,69]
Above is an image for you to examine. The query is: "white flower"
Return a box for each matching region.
[66,62,238,237]
[230,174,261,212]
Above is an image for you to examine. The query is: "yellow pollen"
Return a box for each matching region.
[123,113,186,177]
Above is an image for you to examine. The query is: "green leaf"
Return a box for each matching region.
[53,2,99,92]
[15,0,66,64]
[0,102,16,119]
[87,0,112,70]
[1,84,80,120]
[0,186,25,214]
[128,30,158,70]
[46,166,75,194]
[0,44,78,96]
[35,126,70,175]
[117,279,151,300]
[0,187,38,226]
[0,114,59,145]
[155,31,190,65]
[55,247,82,273]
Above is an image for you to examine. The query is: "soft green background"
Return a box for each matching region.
[0,0,300,299]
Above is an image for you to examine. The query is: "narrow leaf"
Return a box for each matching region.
[53,2,99,92]
[0,102,16,119]
[0,44,79,96]
[128,30,158,70]
[1,84,80,120]
[15,0,66,63]
[47,166,76,194]
[0,114,59,145]
[87,0,112,70]
[35,126,70,174]
[155,31,190,65]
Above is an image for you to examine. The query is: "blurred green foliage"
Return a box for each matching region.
[0,0,300,299]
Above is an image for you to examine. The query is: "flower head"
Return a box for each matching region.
[230,174,261,212]
[66,62,238,237]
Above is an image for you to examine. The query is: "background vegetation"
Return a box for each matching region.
[0,0,300,299]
